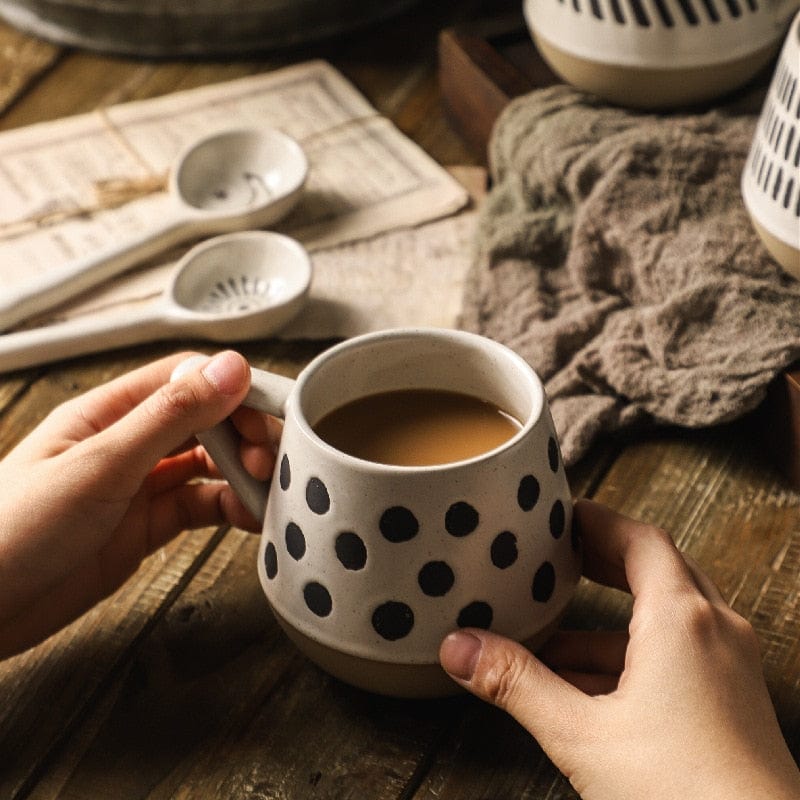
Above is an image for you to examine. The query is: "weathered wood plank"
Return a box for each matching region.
[0,22,61,116]
[22,528,286,800]
[21,529,449,800]
[0,55,259,132]
[0,522,226,800]
[0,375,36,427]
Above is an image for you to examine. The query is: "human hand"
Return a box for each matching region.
[0,351,279,659]
[439,499,800,800]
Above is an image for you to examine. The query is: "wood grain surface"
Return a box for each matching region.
[0,2,797,799]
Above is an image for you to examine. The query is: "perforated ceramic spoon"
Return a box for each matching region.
[0,127,308,331]
[0,231,312,372]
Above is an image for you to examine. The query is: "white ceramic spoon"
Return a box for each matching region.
[0,127,308,331]
[0,230,312,372]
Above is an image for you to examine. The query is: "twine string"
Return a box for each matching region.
[0,107,167,240]
[0,108,385,240]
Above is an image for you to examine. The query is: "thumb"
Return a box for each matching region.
[92,350,251,482]
[440,629,589,763]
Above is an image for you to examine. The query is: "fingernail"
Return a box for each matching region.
[202,351,248,395]
[440,631,483,682]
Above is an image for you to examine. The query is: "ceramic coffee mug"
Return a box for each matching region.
[183,328,580,697]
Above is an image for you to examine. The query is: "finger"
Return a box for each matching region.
[574,499,695,601]
[6,353,204,463]
[230,406,282,445]
[146,482,261,553]
[145,446,220,493]
[52,352,202,441]
[683,554,727,606]
[240,441,278,483]
[147,441,273,498]
[84,351,251,490]
[440,629,588,762]
[572,500,629,591]
[232,408,282,481]
[91,482,258,607]
[537,629,629,676]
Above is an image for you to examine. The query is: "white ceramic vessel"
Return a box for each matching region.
[183,328,582,697]
[524,0,800,108]
[742,10,800,280]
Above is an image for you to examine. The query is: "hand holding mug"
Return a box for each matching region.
[440,500,800,800]
[0,352,278,659]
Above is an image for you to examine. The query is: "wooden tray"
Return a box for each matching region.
[437,17,800,488]
[438,15,559,163]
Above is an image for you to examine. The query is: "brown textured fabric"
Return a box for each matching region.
[461,85,800,466]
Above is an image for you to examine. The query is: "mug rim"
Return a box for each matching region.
[286,327,547,473]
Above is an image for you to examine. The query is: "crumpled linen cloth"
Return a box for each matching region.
[460,84,800,466]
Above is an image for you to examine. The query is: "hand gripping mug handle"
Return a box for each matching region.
[171,357,295,522]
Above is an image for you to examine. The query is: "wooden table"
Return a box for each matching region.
[0,2,798,798]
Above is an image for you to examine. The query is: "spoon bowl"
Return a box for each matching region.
[174,128,307,225]
[168,230,312,340]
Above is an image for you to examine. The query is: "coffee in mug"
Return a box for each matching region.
[313,388,522,467]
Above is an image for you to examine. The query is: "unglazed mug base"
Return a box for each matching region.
[534,35,778,110]
[273,607,565,698]
[750,217,800,282]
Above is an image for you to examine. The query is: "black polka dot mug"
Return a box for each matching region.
[182,328,581,697]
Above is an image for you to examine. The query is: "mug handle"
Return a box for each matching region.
[171,357,295,522]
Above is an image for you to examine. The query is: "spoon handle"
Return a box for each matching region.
[0,302,167,372]
[0,207,190,332]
